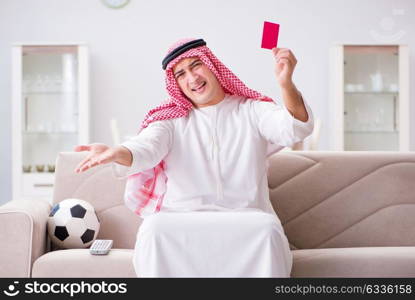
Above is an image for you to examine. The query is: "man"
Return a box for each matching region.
[74,38,314,277]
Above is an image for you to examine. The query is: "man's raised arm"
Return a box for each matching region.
[272,47,308,122]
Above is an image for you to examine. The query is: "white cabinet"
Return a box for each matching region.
[329,45,409,151]
[11,43,90,202]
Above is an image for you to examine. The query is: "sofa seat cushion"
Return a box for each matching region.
[292,246,415,277]
[32,249,136,277]
[32,246,415,278]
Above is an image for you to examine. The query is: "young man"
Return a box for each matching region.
[74,38,314,277]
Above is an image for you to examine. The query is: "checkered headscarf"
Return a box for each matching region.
[124,38,275,217]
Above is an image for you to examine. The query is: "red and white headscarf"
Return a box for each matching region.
[124,38,276,217]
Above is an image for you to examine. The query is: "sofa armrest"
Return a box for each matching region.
[0,199,51,277]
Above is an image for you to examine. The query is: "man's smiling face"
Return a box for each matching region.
[173,57,225,108]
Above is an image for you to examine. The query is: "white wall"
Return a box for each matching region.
[1,0,414,204]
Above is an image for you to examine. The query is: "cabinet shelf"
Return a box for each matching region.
[23,91,78,95]
[344,91,398,95]
[345,131,398,133]
[23,131,78,134]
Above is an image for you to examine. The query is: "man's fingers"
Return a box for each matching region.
[74,152,114,173]
[274,49,296,61]
[77,159,96,173]
[278,57,291,64]
[74,145,91,152]
[272,48,298,70]
[74,146,94,172]
[276,58,291,71]
[283,50,297,64]
[276,52,296,67]
[75,161,89,173]
[274,51,288,63]
[89,159,100,169]
[275,50,292,60]
[99,154,115,165]
[75,155,91,169]
[78,158,103,172]
[273,47,288,55]
[272,47,286,52]
[74,146,114,173]
[74,154,93,173]
[272,47,280,55]
[77,163,89,173]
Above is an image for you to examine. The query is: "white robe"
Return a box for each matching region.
[113,93,314,277]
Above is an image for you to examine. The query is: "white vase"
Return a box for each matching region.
[370,73,383,92]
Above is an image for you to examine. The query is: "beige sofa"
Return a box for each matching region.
[1,151,415,278]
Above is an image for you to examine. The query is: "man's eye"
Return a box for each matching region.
[176,73,183,78]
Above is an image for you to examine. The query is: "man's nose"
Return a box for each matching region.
[187,70,200,83]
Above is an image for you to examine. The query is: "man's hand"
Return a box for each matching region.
[74,143,132,173]
[271,47,308,122]
[272,47,297,89]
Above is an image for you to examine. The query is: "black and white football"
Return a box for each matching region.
[48,198,100,249]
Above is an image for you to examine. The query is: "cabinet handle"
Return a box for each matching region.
[25,97,28,131]
[34,183,54,187]
[393,95,397,131]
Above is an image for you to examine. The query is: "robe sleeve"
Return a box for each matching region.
[111,119,173,179]
[251,94,314,147]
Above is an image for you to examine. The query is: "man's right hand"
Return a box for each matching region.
[73,143,132,173]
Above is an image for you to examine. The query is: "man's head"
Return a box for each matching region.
[141,38,272,129]
[172,57,225,108]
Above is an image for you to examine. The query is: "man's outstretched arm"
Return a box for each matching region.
[74,120,173,175]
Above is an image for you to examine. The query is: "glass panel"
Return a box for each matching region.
[343,45,399,150]
[21,46,79,173]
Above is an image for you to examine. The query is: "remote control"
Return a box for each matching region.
[89,239,113,255]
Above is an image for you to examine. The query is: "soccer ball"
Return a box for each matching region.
[48,198,100,249]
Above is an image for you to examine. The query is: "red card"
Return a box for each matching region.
[261,21,280,49]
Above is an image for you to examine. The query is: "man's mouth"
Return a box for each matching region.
[191,81,207,93]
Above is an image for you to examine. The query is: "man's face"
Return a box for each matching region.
[173,57,225,108]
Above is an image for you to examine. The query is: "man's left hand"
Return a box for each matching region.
[272,47,297,89]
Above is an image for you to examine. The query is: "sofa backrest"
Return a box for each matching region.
[267,151,415,250]
[54,151,415,250]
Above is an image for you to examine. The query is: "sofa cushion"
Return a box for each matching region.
[33,246,415,278]
[31,249,136,277]
[292,246,415,277]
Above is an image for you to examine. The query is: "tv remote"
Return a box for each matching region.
[89,239,113,255]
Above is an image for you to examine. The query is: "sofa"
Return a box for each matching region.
[1,150,415,278]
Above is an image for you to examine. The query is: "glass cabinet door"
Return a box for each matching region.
[343,46,399,150]
[12,44,89,202]
[22,46,79,173]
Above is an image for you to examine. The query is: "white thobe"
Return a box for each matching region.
[113,93,314,277]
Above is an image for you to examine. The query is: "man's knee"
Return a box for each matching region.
[251,212,283,235]
[137,212,172,237]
